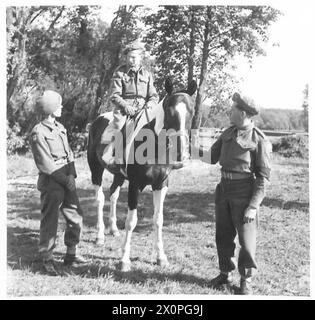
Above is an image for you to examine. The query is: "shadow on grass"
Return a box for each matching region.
[7,181,218,292]
[262,197,309,211]
[7,226,238,294]
[7,225,121,277]
[50,258,238,295]
[7,226,40,271]
[8,183,215,227]
[80,187,215,232]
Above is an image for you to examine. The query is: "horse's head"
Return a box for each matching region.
[162,78,197,163]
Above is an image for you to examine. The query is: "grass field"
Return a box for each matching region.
[6,152,309,297]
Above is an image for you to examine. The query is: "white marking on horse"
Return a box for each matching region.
[153,186,168,263]
[94,184,105,244]
[175,102,187,132]
[154,99,165,135]
[175,102,189,161]
[109,187,120,236]
[121,209,138,265]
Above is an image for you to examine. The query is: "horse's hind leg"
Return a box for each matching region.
[108,175,125,237]
[120,183,139,272]
[153,186,169,267]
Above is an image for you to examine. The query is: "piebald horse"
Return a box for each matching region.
[87,78,197,271]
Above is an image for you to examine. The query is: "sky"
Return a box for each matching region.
[235,3,313,110]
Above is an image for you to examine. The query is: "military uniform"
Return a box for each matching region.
[101,49,159,166]
[30,119,83,262]
[211,120,272,285]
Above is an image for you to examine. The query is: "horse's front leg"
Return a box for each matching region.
[93,184,105,245]
[120,182,139,272]
[108,175,125,237]
[153,186,169,267]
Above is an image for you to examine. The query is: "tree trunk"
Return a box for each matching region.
[191,7,212,129]
[88,49,120,122]
[187,7,196,85]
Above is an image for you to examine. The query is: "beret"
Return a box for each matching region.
[37,90,62,115]
[232,92,259,116]
[123,40,145,55]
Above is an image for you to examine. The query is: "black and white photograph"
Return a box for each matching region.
[2,0,313,301]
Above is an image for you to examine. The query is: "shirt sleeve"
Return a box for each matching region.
[30,131,69,186]
[146,72,159,108]
[109,70,129,109]
[248,176,268,209]
[67,149,77,178]
[210,135,222,164]
[249,138,272,209]
[255,139,272,180]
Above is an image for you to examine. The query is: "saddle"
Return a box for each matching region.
[100,100,164,176]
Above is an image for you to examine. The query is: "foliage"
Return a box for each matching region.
[301,84,308,132]
[272,134,308,159]
[68,131,89,157]
[201,107,305,131]
[256,109,305,131]
[7,5,146,155]
[6,122,29,155]
[6,5,282,155]
[144,6,281,128]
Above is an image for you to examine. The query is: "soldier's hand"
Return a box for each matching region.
[145,102,156,110]
[123,104,136,117]
[66,175,76,192]
[243,207,256,223]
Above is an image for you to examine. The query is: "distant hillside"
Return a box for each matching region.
[256,108,304,131]
[202,107,305,131]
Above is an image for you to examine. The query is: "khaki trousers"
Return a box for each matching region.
[214,177,258,278]
[37,168,83,260]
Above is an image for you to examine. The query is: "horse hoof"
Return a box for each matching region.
[95,238,105,246]
[120,262,131,272]
[157,258,169,267]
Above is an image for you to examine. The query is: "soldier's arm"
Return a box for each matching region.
[191,133,222,164]
[248,139,272,209]
[67,148,77,178]
[60,124,77,178]
[109,70,129,110]
[146,72,159,109]
[210,135,222,164]
[30,130,70,186]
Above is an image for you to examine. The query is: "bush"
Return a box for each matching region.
[272,134,308,159]
[68,131,89,157]
[7,122,29,155]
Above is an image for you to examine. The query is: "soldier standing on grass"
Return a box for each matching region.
[30,90,87,276]
[194,93,272,295]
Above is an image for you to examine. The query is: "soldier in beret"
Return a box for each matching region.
[30,90,87,276]
[194,93,272,294]
[100,39,159,168]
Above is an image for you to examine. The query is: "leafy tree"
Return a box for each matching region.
[145,5,280,128]
[92,5,145,120]
[7,6,100,133]
[6,5,147,154]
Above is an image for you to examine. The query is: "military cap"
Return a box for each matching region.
[37,90,63,114]
[123,40,145,55]
[232,92,259,116]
